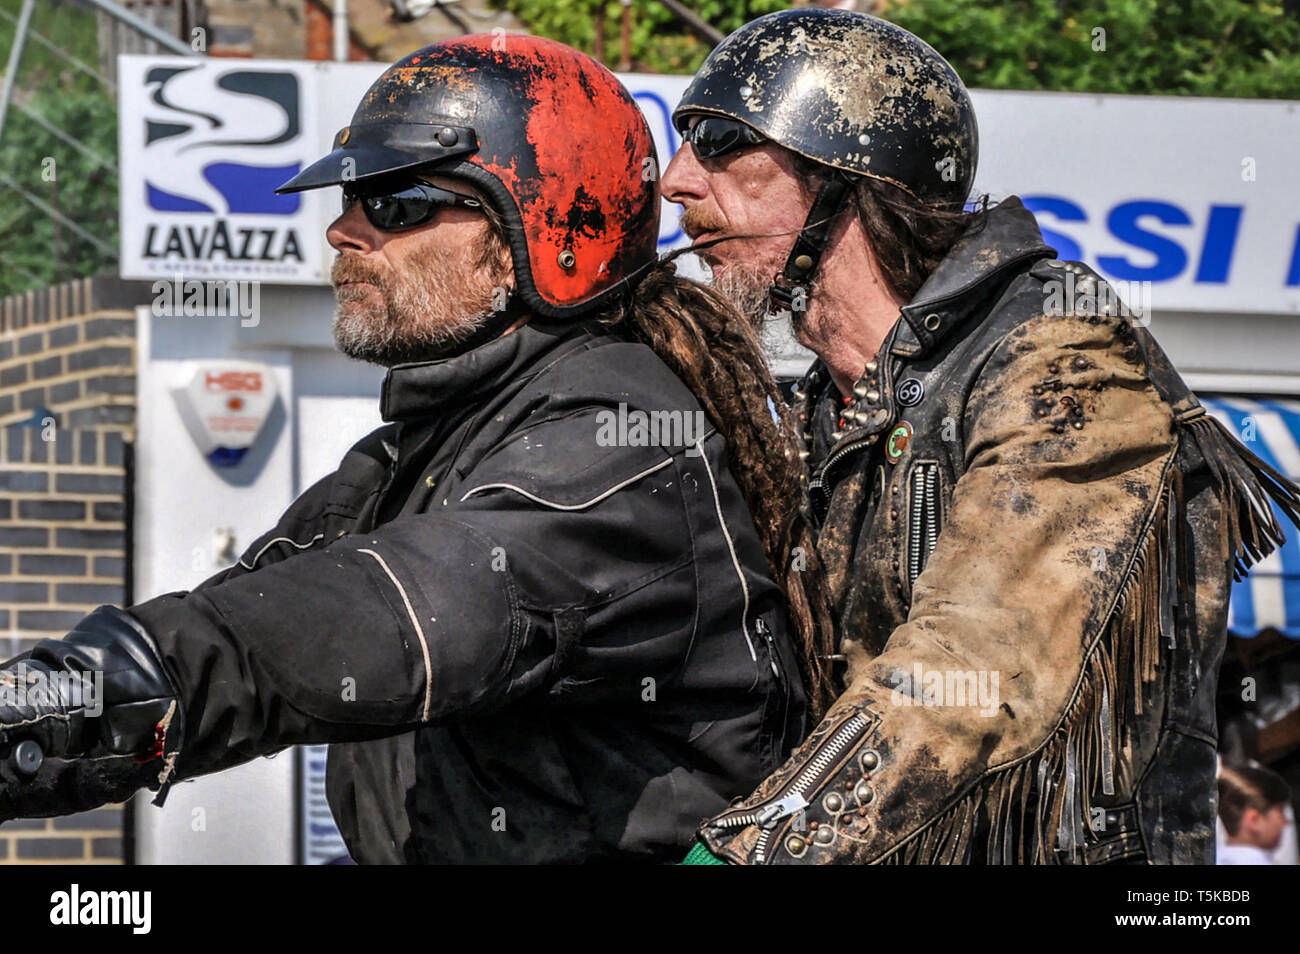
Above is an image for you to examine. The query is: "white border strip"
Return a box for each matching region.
[694,437,756,663]
[358,548,433,722]
[459,457,673,510]
[239,532,325,570]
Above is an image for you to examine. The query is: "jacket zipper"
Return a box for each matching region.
[907,462,941,590]
[809,435,877,517]
[707,709,876,862]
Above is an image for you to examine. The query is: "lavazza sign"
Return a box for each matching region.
[119,58,1300,317]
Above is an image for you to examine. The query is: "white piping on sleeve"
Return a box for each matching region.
[458,457,673,510]
[694,436,756,663]
[357,548,433,722]
[239,532,325,570]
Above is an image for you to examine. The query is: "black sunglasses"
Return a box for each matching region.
[679,115,766,160]
[341,178,483,232]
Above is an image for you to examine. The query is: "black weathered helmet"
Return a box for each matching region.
[674,9,978,206]
[674,10,979,310]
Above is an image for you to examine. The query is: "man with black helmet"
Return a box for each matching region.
[668,9,1300,864]
[0,36,818,864]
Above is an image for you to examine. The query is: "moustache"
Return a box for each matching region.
[332,257,387,291]
[680,206,727,238]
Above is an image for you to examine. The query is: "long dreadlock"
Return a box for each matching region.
[474,198,837,716]
[603,258,838,718]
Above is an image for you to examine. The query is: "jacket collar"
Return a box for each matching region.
[891,195,1056,359]
[380,319,597,422]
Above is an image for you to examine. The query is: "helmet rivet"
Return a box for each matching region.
[558,249,576,270]
[739,85,753,98]
[794,254,813,272]
[858,133,871,147]
[339,127,351,146]
[436,127,459,147]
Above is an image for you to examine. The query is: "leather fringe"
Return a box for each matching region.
[1184,413,1300,581]
[879,412,1300,864]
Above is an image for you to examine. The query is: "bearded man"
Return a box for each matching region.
[0,36,825,864]
[667,9,1300,864]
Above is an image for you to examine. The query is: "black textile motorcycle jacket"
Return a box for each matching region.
[7,319,805,864]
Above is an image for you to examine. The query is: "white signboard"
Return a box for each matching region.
[119,55,1300,314]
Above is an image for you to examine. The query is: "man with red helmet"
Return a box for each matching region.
[0,36,825,863]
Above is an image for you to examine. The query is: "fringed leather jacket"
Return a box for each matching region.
[698,196,1300,865]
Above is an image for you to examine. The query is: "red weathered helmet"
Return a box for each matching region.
[277,35,660,318]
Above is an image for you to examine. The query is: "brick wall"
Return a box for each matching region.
[0,275,152,864]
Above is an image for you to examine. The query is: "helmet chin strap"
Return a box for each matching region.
[767,172,855,315]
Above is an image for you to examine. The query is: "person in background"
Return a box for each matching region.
[1218,762,1294,864]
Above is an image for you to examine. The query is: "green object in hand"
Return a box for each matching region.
[680,841,728,865]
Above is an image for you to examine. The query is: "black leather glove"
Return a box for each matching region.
[0,606,185,823]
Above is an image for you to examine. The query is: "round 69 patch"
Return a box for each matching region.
[886,421,913,463]
[897,378,925,406]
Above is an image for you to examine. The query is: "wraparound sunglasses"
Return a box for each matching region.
[678,115,767,160]
[341,178,484,232]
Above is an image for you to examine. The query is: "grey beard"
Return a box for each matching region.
[709,262,774,331]
[333,304,492,367]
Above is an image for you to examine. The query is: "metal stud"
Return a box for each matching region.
[853,383,868,398]
[859,749,880,772]
[858,133,871,146]
[436,127,459,147]
[854,779,874,805]
[823,792,844,814]
[794,254,813,272]
[866,389,880,403]
[739,84,753,98]
[557,249,576,269]
[814,826,835,845]
[785,834,808,857]
[865,360,878,374]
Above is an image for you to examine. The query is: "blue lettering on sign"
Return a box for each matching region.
[1022,196,1257,288]
[1195,204,1242,284]
[1020,195,1086,261]
[1287,225,1300,287]
[632,89,684,248]
[1098,201,1190,281]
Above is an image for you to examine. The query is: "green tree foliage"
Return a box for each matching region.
[886,0,1300,98]
[491,0,788,73]
[497,0,1300,98]
[0,0,118,296]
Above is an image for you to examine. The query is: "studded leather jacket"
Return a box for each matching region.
[698,196,1300,864]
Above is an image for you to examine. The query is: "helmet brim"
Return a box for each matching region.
[275,121,479,194]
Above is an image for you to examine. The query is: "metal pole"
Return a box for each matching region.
[652,0,725,45]
[15,100,120,174]
[0,0,37,145]
[334,0,349,61]
[0,171,118,257]
[80,0,198,56]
